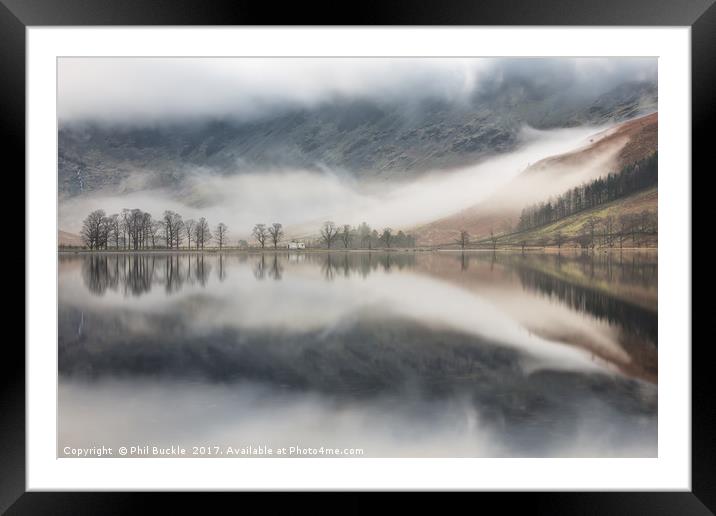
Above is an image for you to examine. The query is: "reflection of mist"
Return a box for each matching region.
[59,377,656,458]
[445,251,658,381]
[59,250,658,458]
[66,252,620,376]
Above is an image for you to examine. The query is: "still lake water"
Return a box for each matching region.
[58,250,657,457]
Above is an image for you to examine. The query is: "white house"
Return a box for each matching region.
[287,241,306,250]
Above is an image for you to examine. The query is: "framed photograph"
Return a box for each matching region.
[7,0,710,511]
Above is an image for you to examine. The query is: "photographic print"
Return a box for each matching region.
[57,57,658,459]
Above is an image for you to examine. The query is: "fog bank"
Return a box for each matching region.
[59,124,605,238]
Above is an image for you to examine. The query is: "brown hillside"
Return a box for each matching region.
[414,113,657,246]
[59,229,84,247]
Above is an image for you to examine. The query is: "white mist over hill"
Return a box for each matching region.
[59,124,603,239]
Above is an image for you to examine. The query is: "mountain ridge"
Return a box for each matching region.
[58,80,657,198]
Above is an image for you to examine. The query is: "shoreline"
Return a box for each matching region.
[58,246,658,254]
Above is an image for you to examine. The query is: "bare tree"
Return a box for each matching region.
[121,209,131,249]
[554,231,564,249]
[162,210,183,250]
[380,228,393,248]
[577,226,592,249]
[125,209,145,250]
[80,209,106,250]
[320,221,339,249]
[340,224,353,249]
[603,215,615,247]
[370,229,379,250]
[99,215,111,249]
[141,212,153,249]
[107,213,121,249]
[215,222,228,250]
[489,229,497,250]
[618,214,631,248]
[252,224,268,249]
[150,220,163,248]
[174,217,185,249]
[357,222,371,249]
[268,223,283,249]
[456,230,469,250]
[184,219,196,250]
[586,217,598,248]
[195,217,211,250]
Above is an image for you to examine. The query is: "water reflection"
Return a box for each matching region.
[59,251,657,457]
[79,253,214,296]
[74,252,421,293]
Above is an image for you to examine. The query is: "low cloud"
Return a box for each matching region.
[58,57,656,124]
[59,124,603,237]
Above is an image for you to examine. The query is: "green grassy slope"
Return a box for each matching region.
[492,186,657,248]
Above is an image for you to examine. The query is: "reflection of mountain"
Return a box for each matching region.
[63,251,658,381]
[515,263,657,378]
[59,306,656,442]
[411,251,658,382]
[59,251,657,456]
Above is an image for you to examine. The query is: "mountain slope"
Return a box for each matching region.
[414,112,657,246]
[59,230,84,247]
[494,187,658,248]
[58,81,657,198]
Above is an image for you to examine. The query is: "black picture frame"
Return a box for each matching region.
[4,0,710,512]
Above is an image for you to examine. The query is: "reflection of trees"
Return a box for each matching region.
[81,255,116,295]
[194,254,211,286]
[253,255,266,280]
[476,251,657,291]
[517,266,657,346]
[81,254,217,296]
[164,255,183,293]
[82,254,158,296]
[251,253,285,281]
[316,252,417,281]
[80,252,421,294]
[321,254,336,281]
[127,254,155,295]
[460,252,469,272]
[268,253,283,281]
[217,254,227,282]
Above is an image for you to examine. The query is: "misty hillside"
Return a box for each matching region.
[58,79,656,198]
[413,112,658,245]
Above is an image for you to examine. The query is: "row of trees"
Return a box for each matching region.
[573,211,658,249]
[512,210,658,251]
[81,212,418,251]
[317,221,416,249]
[80,208,228,250]
[517,152,658,232]
[251,223,284,249]
[248,221,417,249]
